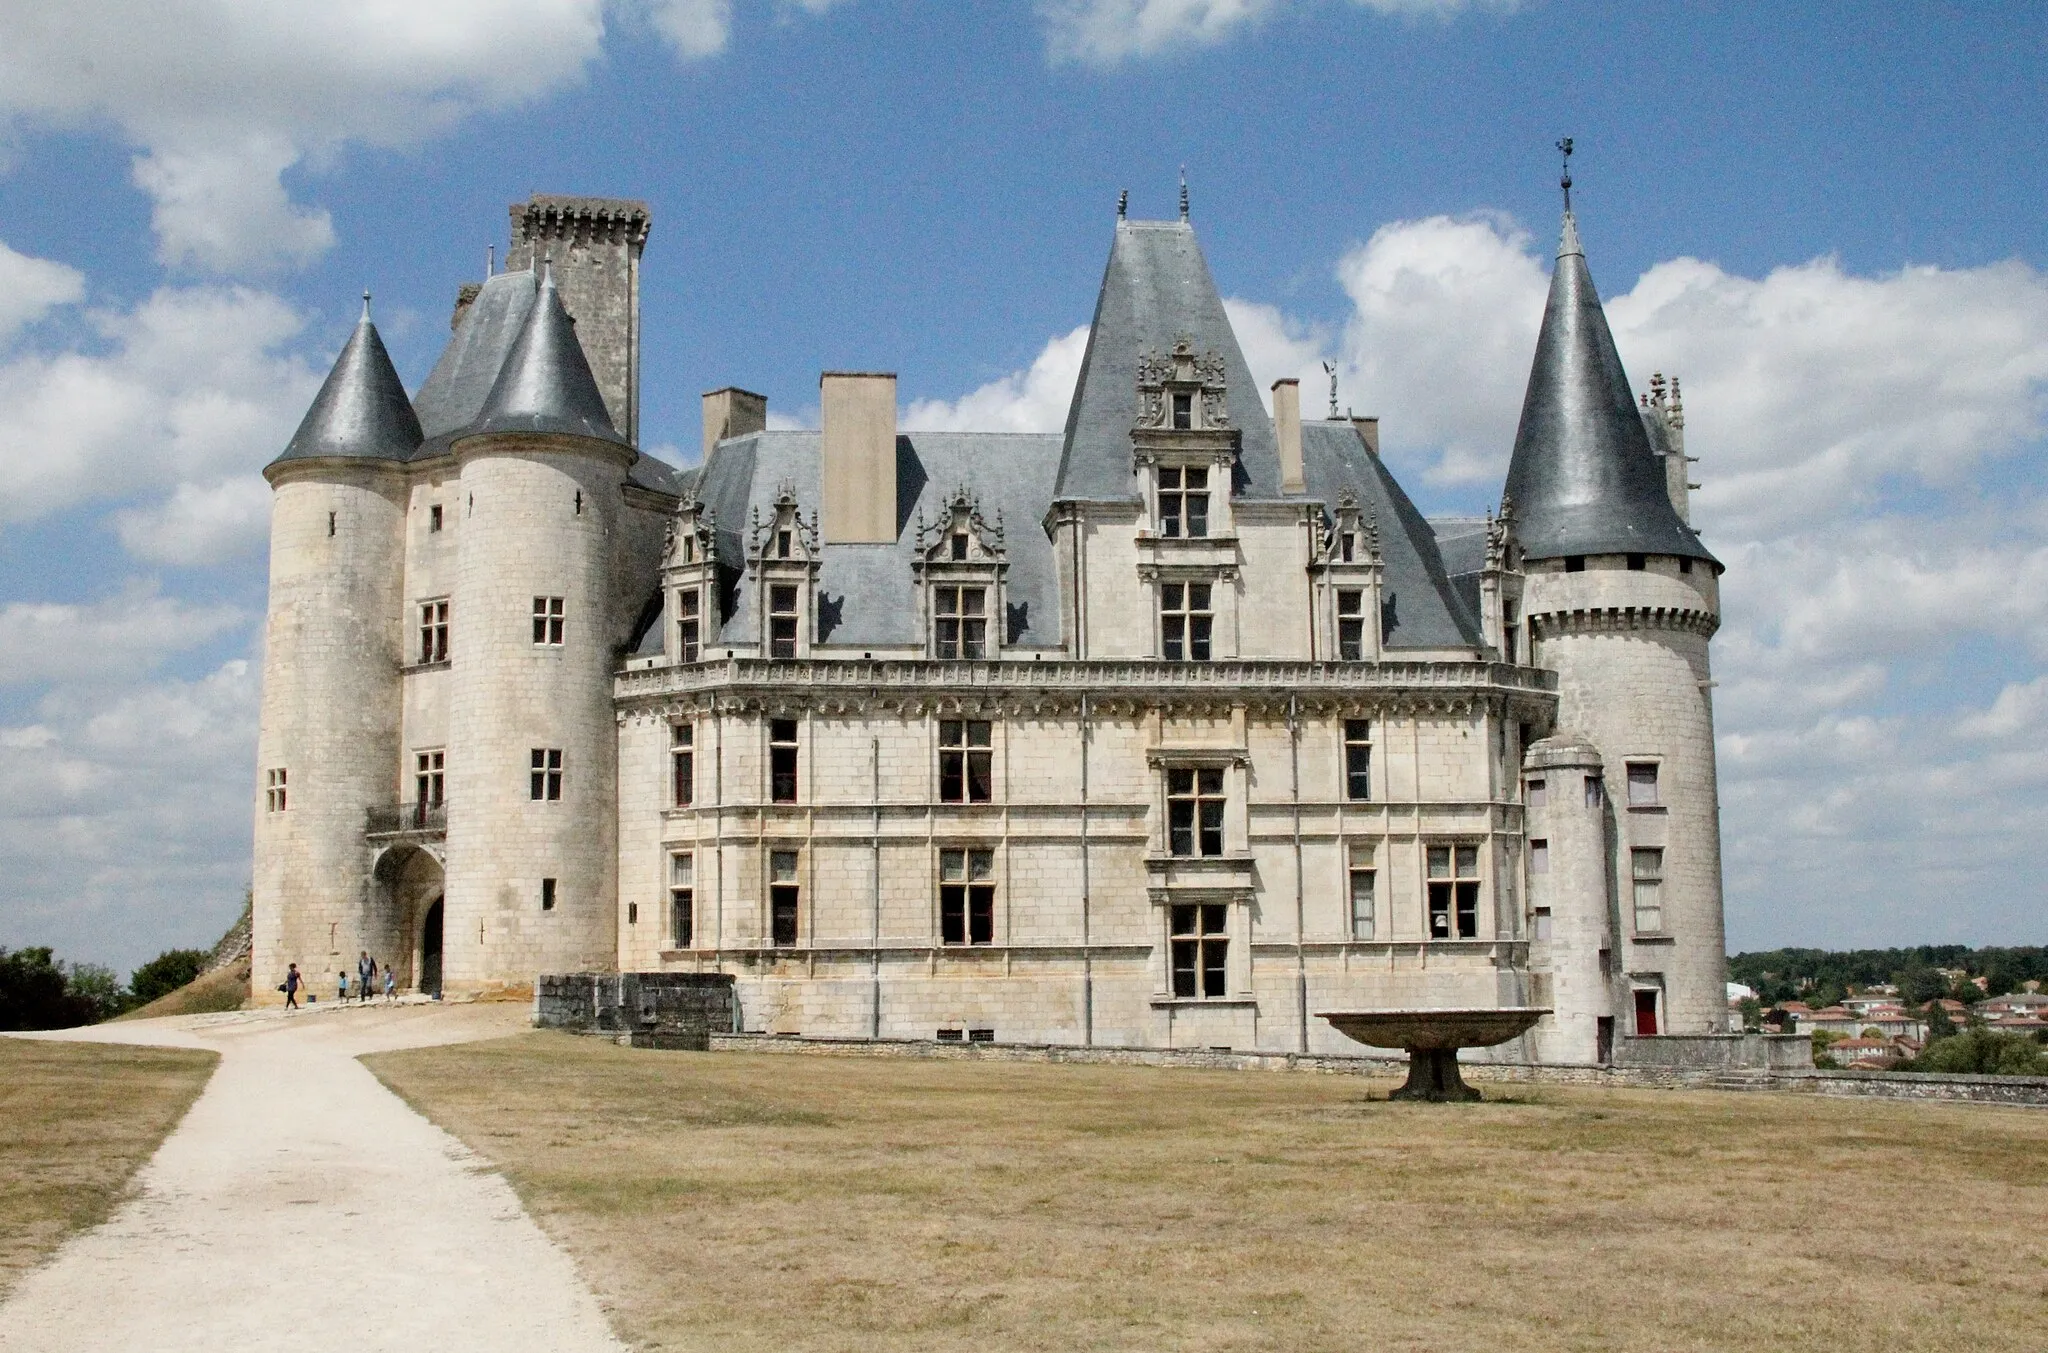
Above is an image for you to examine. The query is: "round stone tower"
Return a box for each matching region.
[1505,207,1728,1043]
[252,301,419,1002]
[441,264,629,994]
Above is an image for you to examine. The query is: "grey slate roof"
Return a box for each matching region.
[268,308,421,470]
[1503,212,1717,568]
[1303,424,1483,650]
[411,270,537,459]
[465,265,625,447]
[1054,219,1283,503]
[632,430,1066,656]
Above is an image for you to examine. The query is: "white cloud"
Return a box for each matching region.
[0,582,246,686]
[0,284,317,529]
[903,325,1091,432]
[1958,676,2048,741]
[637,0,734,57]
[1039,0,1503,64]
[112,475,273,566]
[0,240,85,342]
[131,138,337,273]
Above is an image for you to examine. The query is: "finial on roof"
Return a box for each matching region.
[1179,167,1189,221]
[1556,136,1574,213]
[361,291,371,322]
[1117,188,1128,219]
[487,244,495,277]
[1322,360,1339,420]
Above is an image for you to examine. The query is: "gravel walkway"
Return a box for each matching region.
[0,1001,624,1352]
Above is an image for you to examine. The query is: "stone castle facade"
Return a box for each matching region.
[252,191,1728,1064]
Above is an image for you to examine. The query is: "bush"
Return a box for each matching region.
[1906,1029,2048,1077]
[0,947,101,1030]
[129,949,208,1006]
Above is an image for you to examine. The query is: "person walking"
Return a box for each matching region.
[357,951,376,1005]
[337,970,349,1004]
[383,965,397,1002]
[283,963,303,1011]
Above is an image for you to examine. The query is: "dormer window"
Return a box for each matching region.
[1172,391,1193,429]
[776,529,792,559]
[1159,467,1208,539]
[1340,532,1355,563]
[768,585,799,659]
[934,585,987,659]
[951,533,968,560]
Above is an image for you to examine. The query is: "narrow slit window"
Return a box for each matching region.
[532,596,565,646]
[1343,719,1372,801]
[671,724,694,806]
[1348,843,1376,941]
[769,718,798,803]
[1170,903,1228,997]
[1167,767,1226,857]
[939,848,995,946]
[769,850,799,946]
[1337,590,1366,660]
[1159,581,1213,661]
[540,877,557,911]
[529,748,562,801]
[428,503,443,533]
[1426,844,1482,940]
[670,852,694,947]
[676,588,701,663]
[938,720,993,803]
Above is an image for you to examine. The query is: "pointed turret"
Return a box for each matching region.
[466,264,625,447]
[267,297,422,474]
[1502,211,1716,567]
[1053,216,1281,502]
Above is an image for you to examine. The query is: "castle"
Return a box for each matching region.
[252,189,1728,1065]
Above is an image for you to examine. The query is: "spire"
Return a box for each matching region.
[1502,199,1717,568]
[1179,167,1189,221]
[268,301,422,472]
[465,259,625,447]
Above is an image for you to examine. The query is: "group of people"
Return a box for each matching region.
[279,951,399,1010]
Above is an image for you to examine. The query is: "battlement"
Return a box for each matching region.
[502,193,651,444]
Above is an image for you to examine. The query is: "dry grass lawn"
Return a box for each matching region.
[0,1038,217,1297]
[367,1033,2048,1353]
[113,960,249,1021]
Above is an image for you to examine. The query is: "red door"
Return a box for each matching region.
[1633,989,1660,1037]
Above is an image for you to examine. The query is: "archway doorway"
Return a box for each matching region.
[420,898,444,998]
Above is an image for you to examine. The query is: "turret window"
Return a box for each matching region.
[769,719,799,803]
[938,720,993,803]
[419,600,449,664]
[671,724,694,806]
[1626,762,1660,807]
[769,850,800,945]
[532,597,564,645]
[1160,582,1212,661]
[1528,839,1549,874]
[1337,591,1366,660]
[1343,720,1372,800]
[934,586,987,659]
[676,588,701,663]
[1158,467,1208,538]
[1427,844,1481,939]
[1632,849,1664,933]
[768,585,799,659]
[939,848,995,945]
[429,504,443,532]
[1166,767,1226,857]
[264,768,287,812]
[530,748,562,801]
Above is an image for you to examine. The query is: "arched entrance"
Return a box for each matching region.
[420,898,444,998]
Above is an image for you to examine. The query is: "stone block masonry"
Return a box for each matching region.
[537,972,738,1050]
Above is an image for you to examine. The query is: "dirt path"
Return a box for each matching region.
[0,1002,624,1352]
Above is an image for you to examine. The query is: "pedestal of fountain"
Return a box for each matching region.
[1317,1009,1550,1102]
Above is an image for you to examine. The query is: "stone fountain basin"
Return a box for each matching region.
[1317,1008,1550,1051]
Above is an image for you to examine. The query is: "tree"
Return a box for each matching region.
[0,947,99,1030]
[1737,996,1762,1030]
[1925,1002,1956,1042]
[1896,965,1948,1007]
[1911,1029,2048,1077]
[64,963,127,1020]
[129,949,208,1006]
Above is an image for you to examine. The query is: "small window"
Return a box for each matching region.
[936,1028,964,1042]
[1427,844,1482,940]
[676,588,701,664]
[1627,553,1646,571]
[428,504,443,533]
[671,852,694,947]
[1343,720,1372,801]
[1529,838,1549,875]
[1336,590,1366,660]
[1167,767,1226,857]
[1679,557,1694,575]
[938,720,993,804]
[1339,532,1355,563]
[950,532,968,561]
[530,748,563,801]
[415,750,445,811]
[1627,762,1660,807]
[1584,774,1605,809]
[1171,391,1193,430]
[628,902,638,925]
[671,724,694,806]
[419,600,450,664]
[327,511,336,537]
[540,877,557,911]
[768,584,799,659]
[769,849,800,946]
[934,586,988,659]
[769,719,798,803]
[1526,777,1547,808]
[1632,848,1664,933]
[776,529,792,559]
[1170,903,1228,997]
[1564,556,1585,573]
[1502,600,1518,664]
[532,596,565,646]
[1158,466,1209,538]
[574,490,583,516]
[1348,843,1376,941]
[265,767,288,812]
[939,848,995,945]
[1160,581,1213,661]
[1533,907,1553,941]
[967,1027,995,1043]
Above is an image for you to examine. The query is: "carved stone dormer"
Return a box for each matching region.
[1132,337,1241,543]
[912,486,1009,659]
[661,491,722,663]
[746,483,820,659]
[1480,495,1526,664]
[1311,489,1383,662]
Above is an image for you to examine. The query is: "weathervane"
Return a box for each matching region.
[1322,360,1339,419]
[1557,136,1574,213]
[1179,166,1189,221]
[1117,188,1128,219]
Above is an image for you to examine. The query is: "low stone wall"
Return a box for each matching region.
[1613,1032,1813,1073]
[536,973,738,1050]
[701,1032,2048,1105]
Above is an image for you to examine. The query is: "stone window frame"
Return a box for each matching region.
[1164,765,1227,858]
[1631,848,1665,935]
[1335,589,1367,660]
[529,747,563,802]
[670,722,694,807]
[1168,901,1230,998]
[414,749,445,811]
[1425,841,1484,940]
[767,717,799,804]
[417,598,450,665]
[1347,840,1377,941]
[264,767,287,813]
[1155,464,1211,539]
[936,717,994,805]
[669,850,694,948]
[1157,578,1215,662]
[767,845,802,948]
[766,584,800,660]
[936,844,996,947]
[1342,718,1373,801]
[675,586,702,664]
[531,595,565,646]
[1625,759,1663,809]
[932,584,990,659]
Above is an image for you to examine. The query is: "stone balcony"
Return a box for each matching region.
[365,802,447,842]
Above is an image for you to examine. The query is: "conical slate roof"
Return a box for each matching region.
[465,264,625,446]
[268,302,422,471]
[1503,212,1717,567]
[1053,218,1282,502]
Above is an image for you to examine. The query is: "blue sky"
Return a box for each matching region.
[2,0,2045,976]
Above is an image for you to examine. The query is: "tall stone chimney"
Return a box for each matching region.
[702,387,767,462]
[819,372,898,544]
[1351,415,1380,457]
[1271,378,1304,493]
[506,195,652,444]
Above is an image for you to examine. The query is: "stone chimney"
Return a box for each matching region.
[1271,378,1304,494]
[702,387,767,462]
[1351,415,1380,457]
[819,372,898,544]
